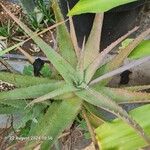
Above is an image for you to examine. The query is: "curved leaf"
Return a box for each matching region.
[0,105,22,114]
[68,0,137,15]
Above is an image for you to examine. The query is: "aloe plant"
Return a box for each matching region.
[0,0,150,149]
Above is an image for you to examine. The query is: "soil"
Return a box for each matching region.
[0,0,21,23]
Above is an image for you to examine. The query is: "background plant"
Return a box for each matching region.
[0,20,15,44]
[19,0,54,30]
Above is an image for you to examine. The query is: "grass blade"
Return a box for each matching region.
[0,40,24,56]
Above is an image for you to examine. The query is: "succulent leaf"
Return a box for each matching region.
[0,82,64,101]
[84,13,104,68]
[28,84,78,106]
[52,0,78,67]
[98,87,150,103]
[0,72,57,88]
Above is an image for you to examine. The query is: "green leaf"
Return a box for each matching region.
[28,84,77,105]
[119,38,133,49]
[14,104,46,129]
[25,98,82,149]
[129,40,150,59]
[0,72,57,87]
[0,81,64,101]
[0,26,9,37]
[19,0,36,15]
[95,104,150,150]
[84,13,104,69]
[84,102,110,122]
[0,99,27,108]
[23,65,34,76]
[52,0,77,67]
[40,64,52,78]
[19,0,43,30]
[98,87,150,103]
[68,0,137,15]
[0,105,22,114]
